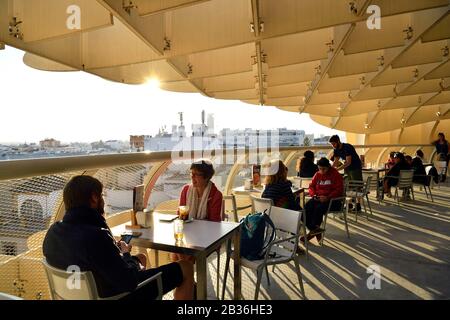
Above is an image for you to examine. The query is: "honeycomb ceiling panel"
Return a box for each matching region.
[1,0,448,135]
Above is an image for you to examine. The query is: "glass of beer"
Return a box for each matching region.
[173,219,184,242]
[178,205,189,221]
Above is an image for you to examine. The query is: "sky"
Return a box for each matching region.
[0,46,343,144]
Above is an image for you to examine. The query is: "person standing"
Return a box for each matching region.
[328,135,363,211]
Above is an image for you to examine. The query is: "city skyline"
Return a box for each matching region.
[0,46,344,144]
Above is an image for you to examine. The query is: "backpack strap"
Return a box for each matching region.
[260,214,276,257]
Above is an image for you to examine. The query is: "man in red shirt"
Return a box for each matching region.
[305,158,344,242]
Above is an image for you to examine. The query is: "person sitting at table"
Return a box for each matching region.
[43,175,194,300]
[172,159,223,264]
[179,159,223,222]
[385,151,396,170]
[304,158,344,243]
[262,159,301,210]
[382,152,411,198]
[296,150,318,178]
[406,154,427,185]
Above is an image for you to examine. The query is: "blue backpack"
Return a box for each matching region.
[240,210,276,260]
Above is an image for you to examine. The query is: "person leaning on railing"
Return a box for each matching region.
[303,158,344,243]
[43,175,195,300]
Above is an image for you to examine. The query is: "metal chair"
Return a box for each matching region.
[362,171,381,202]
[299,178,313,206]
[391,170,415,205]
[222,195,239,222]
[42,258,163,300]
[434,160,448,187]
[221,207,306,300]
[0,292,23,300]
[345,176,373,221]
[251,195,273,215]
[320,197,349,245]
[413,174,433,202]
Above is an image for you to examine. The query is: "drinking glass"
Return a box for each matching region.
[173,219,184,242]
[178,205,189,221]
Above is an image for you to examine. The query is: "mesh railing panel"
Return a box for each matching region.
[94,164,152,216]
[0,172,81,299]
[148,162,190,209]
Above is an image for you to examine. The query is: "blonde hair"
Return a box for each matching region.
[264,160,288,185]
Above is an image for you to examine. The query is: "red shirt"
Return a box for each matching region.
[309,167,344,199]
[179,183,223,222]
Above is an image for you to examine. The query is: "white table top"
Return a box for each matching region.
[232,184,303,195]
[110,212,240,256]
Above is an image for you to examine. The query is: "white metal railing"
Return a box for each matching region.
[0,144,432,181]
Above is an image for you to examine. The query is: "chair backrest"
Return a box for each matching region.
[269,206,302,257]
[299,177,313,189]
[397,170,414,188]
[42,258,100,300]
[0,292,23,300]
[251,195,273,215]
[434,161,448,175]
[362,172,378,190]
[345,179,364,192]
[222,195,238,222]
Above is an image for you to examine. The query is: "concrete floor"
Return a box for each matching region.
[166,184,450,300]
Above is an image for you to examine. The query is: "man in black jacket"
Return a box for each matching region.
[43,175,194,300]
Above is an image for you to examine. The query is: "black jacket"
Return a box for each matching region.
[43,206,140,298]
[262,180,301,211]
[298,159,319,178]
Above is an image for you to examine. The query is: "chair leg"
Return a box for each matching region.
[342,205,350,238]
[410,186,415,201]
[254,268,264,300]
[265,265,270,286]
[303,225,309,258]
[294,258,305,298]
[221,243,232,300]
[366,194,373,216]
[395,188,399,205]
[321,214,328,246]
[361,196,367,217]
[216,248,221,299]
[428,186,434,202]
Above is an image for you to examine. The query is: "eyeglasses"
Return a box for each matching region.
[190,172,204,178]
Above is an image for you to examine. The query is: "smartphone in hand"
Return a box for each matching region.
[120,234,133,244]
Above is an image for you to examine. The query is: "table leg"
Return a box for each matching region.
[196,253,207,300]
[233,228,241,300]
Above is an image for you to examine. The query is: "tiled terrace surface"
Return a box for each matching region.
[168,185,450,300]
